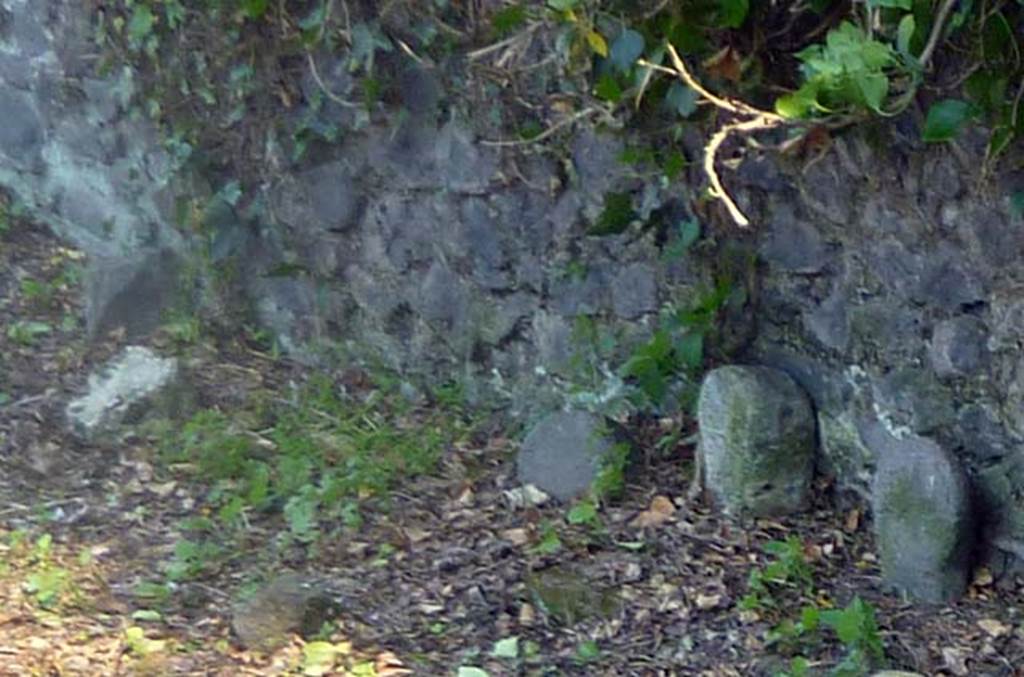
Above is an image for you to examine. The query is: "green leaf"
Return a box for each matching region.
[457,667,490,677]
[868,0,911,7]
[131,609,163,622]
[676,332,704,371]
[896,15,916,55]
[547,0,579,11]
[922,99,972,142]
[665,82,699,118]
[789,656,810,677]
[567,500,598,525]
[240,0,270,19]
[662,151,686,180]
[775,88,817,119]
[799,605,820,631]
[594,73,622,103]
[127,5,155,45]
[854,72,889,111]
[590,191,635,235]
[679,219,701,248]
[492,5,527,37]
[717,0,750,28]
[609,29,644,72]
[491,636,520,659]
[574,639,601,664]
[1011,191,1024,219]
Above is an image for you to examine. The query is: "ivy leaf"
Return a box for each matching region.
[922,99,972,142]
[665,82,699,118]
[609,29,644,72]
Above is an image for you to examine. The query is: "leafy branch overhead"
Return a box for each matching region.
[94,0,1021,228]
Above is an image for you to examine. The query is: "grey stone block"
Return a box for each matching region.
[697,365,816,517]
[865,423,973,602]
[517,410,618,501]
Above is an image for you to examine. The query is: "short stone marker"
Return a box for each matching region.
[864,423,973,603]
[517,410,619,501]
[697,365,816,517]
[232,574,338,651]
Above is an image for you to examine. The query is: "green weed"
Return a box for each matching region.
[154,373,467,578]
[7,320,52,346]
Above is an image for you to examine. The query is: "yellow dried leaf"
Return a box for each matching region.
[586,30,608,57]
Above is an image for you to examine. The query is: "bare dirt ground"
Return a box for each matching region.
[2,217,1024,676]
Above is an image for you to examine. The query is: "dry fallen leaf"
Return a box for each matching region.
[403,527,432,544]
[375,651,412,676]
[455,486,475,506]
[972,567,994,587]
[630,495,676,528]
[977,618,1010,638]
[844,508,861,532]
[500,528,530,546]
[695,593,721,610]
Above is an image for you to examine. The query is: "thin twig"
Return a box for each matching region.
[479,107,602,147]
[467,23,539,61]
[667,44,774,119]
[703,117,779,228]
[0,392,51,412]
[919,0,959,68]
[643,44,786,227]
[306,51,359,108]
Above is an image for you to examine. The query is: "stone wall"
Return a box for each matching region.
[5,0,1024,573]
[738,136,1024,575]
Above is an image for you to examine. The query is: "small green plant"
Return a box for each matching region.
[742,536,814,611]
[532,522,563,555]
[741,536,885,676]
[161,312,201,345]
[7,320,51,346]
[771,597,885,677]
[155,372,469,577]
[165,538,225,582]
[620,279,732,409]
[566,498,599,526]
[574,639,601,665]
[591,441,630,500]
[124,626,168,657]
[11,533,75,609]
